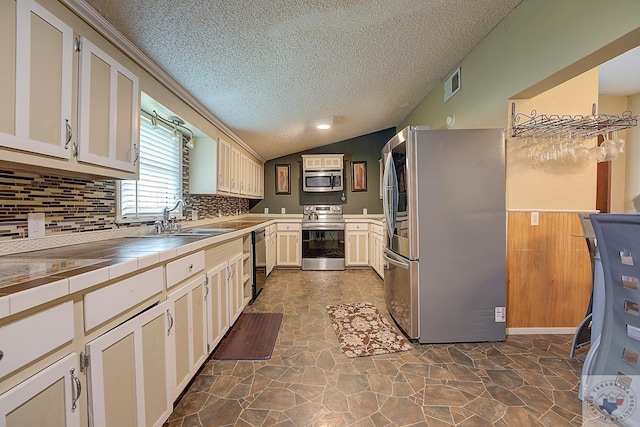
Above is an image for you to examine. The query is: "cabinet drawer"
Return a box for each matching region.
[370,224,383,235]
[0,301,74,378]
[276,222,301,231]
[166,251,205,289]
[84,267,163,331]
[346,223,368,231]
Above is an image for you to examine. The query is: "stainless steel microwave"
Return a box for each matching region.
[302,170,343,192]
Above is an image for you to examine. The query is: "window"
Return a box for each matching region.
[118,112,182,221]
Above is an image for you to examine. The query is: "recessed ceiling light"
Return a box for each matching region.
[316,123,331,130]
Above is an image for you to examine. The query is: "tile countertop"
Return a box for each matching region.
[0,214,383,319]
[0,218,272,319]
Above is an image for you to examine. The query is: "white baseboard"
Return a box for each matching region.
[507,327,576,335]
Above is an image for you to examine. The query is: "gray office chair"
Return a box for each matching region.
[580,214,640,424]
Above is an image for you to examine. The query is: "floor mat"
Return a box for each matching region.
[212,312,283,360]
[327,302,412,358]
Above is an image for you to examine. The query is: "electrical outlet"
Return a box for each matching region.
[530,211,539,226]
[28,213,45,238]
[191,209,198,221]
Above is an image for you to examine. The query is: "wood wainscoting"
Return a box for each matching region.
[506,211,592,328]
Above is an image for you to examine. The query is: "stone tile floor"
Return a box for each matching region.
[164,269,586,426]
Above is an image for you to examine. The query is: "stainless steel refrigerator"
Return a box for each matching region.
[382,126,506,343]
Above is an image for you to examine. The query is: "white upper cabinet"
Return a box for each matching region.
[0,0,73,159]
[302,154,344,170]
[0,0,140,178]
[217,137,231,193]
[77,37,139,173]
[230,147,242,194]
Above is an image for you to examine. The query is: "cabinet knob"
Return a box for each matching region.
[188,264,193,271]
[0,350,3,361]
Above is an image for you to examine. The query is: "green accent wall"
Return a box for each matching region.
[250,128,395,215]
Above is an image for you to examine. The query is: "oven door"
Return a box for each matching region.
[301,224,345,270]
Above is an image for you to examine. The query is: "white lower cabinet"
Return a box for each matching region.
[205,262,230,351]
[205,252,245,351]
[85,301,173,427]
[369,224,385,278]
[0,353,81,427]
[265,224,276,275]
[345,223,369,266]
[167,274,207,400]
[276,223,301,267]
[228,253,245,325]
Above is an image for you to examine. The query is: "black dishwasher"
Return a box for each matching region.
[250,227,266,304]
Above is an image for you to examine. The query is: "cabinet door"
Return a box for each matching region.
[85,301,172,427]
[265,232,274,276]
[230,147,241,194]
[346,231,369,266]
[217,138,230,193]
[258,163,264,198]
[228,253,245,325]
[0,353,81,427]
[77,37,139,173]
[303,157,323,169]
[0,0,73,159]
[323,156,343,168]
[167,275,207,400]
[276,231,301,267]
[206,262,230,350]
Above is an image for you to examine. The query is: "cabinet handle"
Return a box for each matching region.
[65,119,72,149]
[166,310,174,335]
[133,143,140,166]
[70,368,81,410]
[204,282,209,299]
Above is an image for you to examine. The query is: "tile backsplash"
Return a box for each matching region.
[0,154,249,241]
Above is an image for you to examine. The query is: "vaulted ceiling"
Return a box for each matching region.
[81,0,523,160]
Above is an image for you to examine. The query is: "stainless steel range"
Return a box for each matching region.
[302,205,345,270]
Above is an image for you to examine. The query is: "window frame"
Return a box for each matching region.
[116,110,184,223]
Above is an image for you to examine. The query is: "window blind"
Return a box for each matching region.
[119,114,182,219]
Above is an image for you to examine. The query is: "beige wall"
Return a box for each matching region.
[599,95,630,213]
[626,93,640,212]
[400,0,640,211]
[507,70,598,210]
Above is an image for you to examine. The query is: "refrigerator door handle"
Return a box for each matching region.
[382,153,397,239]
[382,251,409,269]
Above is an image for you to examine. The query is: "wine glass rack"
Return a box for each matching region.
[510,103,637,140]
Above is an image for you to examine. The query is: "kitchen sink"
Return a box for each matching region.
[131,227,236,238]
[172,227,236,236]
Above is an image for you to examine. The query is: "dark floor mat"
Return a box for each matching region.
[212,312,283,360]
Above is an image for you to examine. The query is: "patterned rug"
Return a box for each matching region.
[326,302,412,358]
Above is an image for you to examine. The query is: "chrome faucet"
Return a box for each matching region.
[158,199,185,233]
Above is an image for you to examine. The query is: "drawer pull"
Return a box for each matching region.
[188,264,193,271]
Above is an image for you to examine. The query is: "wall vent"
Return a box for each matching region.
[444,67,461,102]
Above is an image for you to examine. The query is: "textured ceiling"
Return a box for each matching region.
[599,45,640,97]
[82,0,522,160]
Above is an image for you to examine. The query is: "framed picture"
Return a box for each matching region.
[275,164,291,195]
[351,161,367,192]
